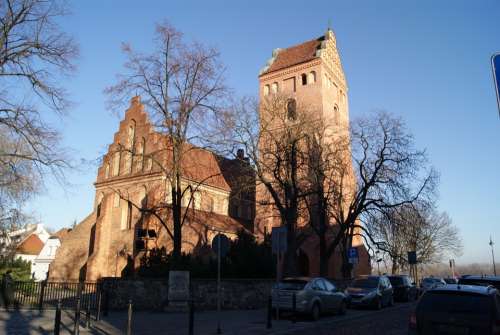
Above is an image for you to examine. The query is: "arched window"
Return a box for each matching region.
[287,99,297,121]
[271,82,278,94]
[112,151,120,176]
[301,73,307,85]
[308,71,316,84]
[263,85,270,96]
[334,105,340,126]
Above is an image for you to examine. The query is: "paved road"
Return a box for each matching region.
[0,303,413,335]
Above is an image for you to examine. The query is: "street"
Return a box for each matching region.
[0,303,414,335]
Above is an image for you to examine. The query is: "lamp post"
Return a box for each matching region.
[490,236,497,276]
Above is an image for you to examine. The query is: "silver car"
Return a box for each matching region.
[271,277,348,320]
[420,277,446,292]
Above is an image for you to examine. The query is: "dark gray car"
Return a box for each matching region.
[346,275,394,309]
[409,284,500,334]
[271,277,348,320]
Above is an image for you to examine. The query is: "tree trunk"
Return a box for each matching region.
[319,232,328,276]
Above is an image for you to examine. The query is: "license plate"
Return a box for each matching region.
[438,324,469,335]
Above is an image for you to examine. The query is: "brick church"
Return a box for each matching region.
[49,29,370,281]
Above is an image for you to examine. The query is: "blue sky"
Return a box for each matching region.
[27,0,500,264]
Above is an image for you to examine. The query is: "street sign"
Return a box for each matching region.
[348,247,359,264]
[211,234,230,257]
[271,226,287,254]
[408,251,417,265]
[492,53,500,117]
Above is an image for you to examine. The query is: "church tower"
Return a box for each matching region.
[255,29,369,278]
[258,28,349,132]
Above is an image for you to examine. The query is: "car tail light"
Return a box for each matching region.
[409,312,417,329]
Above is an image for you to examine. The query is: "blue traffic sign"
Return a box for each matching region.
[492,53,500,117]
[348,247,359,264]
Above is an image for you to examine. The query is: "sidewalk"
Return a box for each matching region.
[0,306,395,335]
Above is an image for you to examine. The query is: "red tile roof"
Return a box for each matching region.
[16,234,44,255]
[262,37,324,75]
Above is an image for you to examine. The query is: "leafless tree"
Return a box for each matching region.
[367,203,463,274]
[219,94,316,276]
[322,111,438,278]
[105,21,228,264]
[0,0,78,242]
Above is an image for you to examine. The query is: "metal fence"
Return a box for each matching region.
[1,280,101,311]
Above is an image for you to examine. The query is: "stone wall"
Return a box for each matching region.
[100,278,274,311]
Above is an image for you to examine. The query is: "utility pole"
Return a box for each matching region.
[490,236,497,276]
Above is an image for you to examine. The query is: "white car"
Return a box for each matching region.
[420,277,446,291]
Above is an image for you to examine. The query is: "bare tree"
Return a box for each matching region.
[0,0,78,242]
[367,203,463,274]
[105,21,228,264]
[322,111,438,278]
[219,94,316,276]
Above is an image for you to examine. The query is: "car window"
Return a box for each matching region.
[389,276,403,286]
[316,280,327,291]
[323,280,336,292]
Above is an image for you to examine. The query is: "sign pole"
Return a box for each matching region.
[217,232,221,334]
[276,232,280,321]
[492,53,500,117]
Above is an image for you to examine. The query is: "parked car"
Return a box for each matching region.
[443,277,458,284]
[409,284,500,334]
[388,275,418,302]
[345,275,394,309]
[458,275,500,290]
[420,277,446,292]
[271,277,348,321]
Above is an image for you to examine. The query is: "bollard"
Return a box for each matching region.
[74,297,81,335]
[266,295,272,329]
[292,293,296,324]
[38,280,46,311]
[54,299,62,335]
[127,299,132,335]
[188,299,194,335]
[96,289,102,321]
[85,299,91,328]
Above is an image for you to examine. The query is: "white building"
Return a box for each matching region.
[12,224,62,281]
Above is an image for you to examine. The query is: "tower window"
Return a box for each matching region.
[263,85,270,96]
[287,99,297,121]
[301,73,307,86]
[271,82,278,94]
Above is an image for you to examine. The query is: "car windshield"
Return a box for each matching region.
[419,291,493,316]
[389,277,404,286]
[352,278,379,288]
[276,279,308,290]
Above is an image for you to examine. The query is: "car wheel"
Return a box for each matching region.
[337,300,347,315]
[311,303,321,321]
